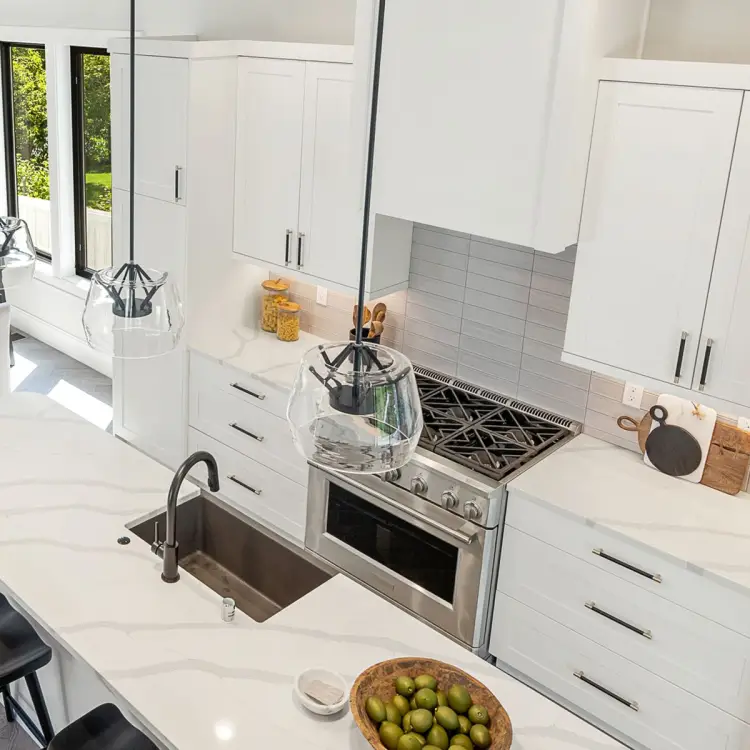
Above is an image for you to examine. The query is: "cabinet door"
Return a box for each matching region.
[111,54,189,203]
[565,82,741,385]
[111,189,187,469]
[234,58,305,266]
[697,102,750,406]
[297,63,357,287]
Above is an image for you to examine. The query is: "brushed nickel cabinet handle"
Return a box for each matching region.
[574,671,639,711]
[230,382,266,401]
[585,601,652,639]
[229,422,264,443]
[673,330,688,384]
[228,475,262,495]
[592,548,662,583]
[297,232,305,269]
[174,166,183,202]
[285,230,293,266]
[699,339,714,392]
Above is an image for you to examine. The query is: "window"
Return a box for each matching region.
[0,43,51,260]
[71,47,111,277]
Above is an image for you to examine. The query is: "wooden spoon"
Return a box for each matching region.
[371,302,387,323]
[352,305,372,327]
[368,320,384,339]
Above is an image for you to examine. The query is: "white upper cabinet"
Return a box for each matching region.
[371,0,649,253]
[696,102,750,407]
[565,82,742,387]
[234,58,306,267]
[111,54,189,204]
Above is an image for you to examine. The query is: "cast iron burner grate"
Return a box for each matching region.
[415,372,570,481]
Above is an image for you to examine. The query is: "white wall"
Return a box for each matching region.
[0,0,356,44]
[644,0,750,63]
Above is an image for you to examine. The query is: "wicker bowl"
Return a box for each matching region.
[351,657,512,750]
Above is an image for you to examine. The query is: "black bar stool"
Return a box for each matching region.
[0,593,55,746]
[49,704,158,750]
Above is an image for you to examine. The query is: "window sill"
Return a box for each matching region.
[33,261,91,300]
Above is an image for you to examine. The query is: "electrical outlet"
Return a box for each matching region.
[316,286,328,306]
[739,417,750,432]
[622,383,644,409]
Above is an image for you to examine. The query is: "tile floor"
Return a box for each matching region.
[10,332,113,431]
[0,712,35,750]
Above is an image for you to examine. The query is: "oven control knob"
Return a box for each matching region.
[410,475,428,495]
[464,500,483,522]
[441,490,459,510]
[381,469,401,482]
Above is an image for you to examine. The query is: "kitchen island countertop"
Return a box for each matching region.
[0,393,625,750]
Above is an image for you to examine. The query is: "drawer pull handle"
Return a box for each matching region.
[585,601,652,640]
[230,382,266,401]
[228,475,262,495]
[573,671,639,712]
[592,548,662,583]
[230,423,264,442]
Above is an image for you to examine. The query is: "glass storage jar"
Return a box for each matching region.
[261,279,290,333]
[277,301,301,342]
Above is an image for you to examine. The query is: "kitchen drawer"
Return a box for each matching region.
[507,490,750,639]
[498,526,750,721]
[189,379,307,486]
[490,594,750,750]
[190,351,290,420]
[188,429,306,544]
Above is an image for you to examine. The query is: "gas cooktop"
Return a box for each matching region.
[415,366,575,482]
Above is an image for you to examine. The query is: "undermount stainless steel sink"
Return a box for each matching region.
[130,496,331,622]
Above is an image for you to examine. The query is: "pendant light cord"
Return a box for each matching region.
[128,0,136,265]
[354,0,387,347]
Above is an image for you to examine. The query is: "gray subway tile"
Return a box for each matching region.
[411,258,467,286]
[466,274,529,304]
[516,386,586,423]
[406,302,462,333]
[519,371,588,408]
[461,319,523,352]
[586,392,644,421]
[528,288,570,315]
[522,338,565,365]
[521,354,591,391]
[414,223,471,240]
[409,273,465,302]
[458,351,520,384]
[531,272,572,298]
[407,288,464,317]
[412,242,469,270]
[405,317,460,347]
[526,305,568,332]
[457,365,518,398]
[465,290,528,320]
[463,305,526,336]
[403,332,459,362]
[583,423,639,453]
[588,374,625,401]
[470,236,534,254]
[413,227,470,253]
[469,239,534,270]
[523,321,566,348]
[467,257,532,287]
[460,334,523,368]
[532,254,575,280]
[402,344,457,377]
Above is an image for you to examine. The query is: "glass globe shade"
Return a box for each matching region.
[82,262,184,359]
[0,217,36,290]
[287,342,423,473]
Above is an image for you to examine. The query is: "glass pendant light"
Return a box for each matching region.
[82,0,183,359]
[287,0,423,474]
[0,218,35,291]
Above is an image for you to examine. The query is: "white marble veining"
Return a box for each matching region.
[0,394,625,749]
[189,323,327,390]
[509,433,750,594]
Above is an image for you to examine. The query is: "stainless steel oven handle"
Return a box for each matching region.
[327,470,477,547]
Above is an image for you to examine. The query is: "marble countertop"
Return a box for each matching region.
[189,324,328,390]
[509,433,750,594]
[0,394,625,750]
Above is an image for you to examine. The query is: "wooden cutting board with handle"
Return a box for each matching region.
[619,412,750,495]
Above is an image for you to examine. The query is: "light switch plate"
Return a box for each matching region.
[623,383,644,409]
[739,417,750,432]
[316,286,328,306]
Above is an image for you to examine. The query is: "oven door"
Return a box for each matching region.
[306,465,492,648]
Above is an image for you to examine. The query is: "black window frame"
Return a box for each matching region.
[0,41,51,262]
[71,46,111,279]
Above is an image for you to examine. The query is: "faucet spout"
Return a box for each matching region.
[161,451,220,583]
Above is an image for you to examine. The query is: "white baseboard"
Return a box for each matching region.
[11,307,112,379]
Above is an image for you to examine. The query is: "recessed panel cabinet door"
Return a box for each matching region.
[234,58,305,267]
[111,54,189,203]
[297,63,357,287]
[565,82,742,386]
[696,102,750,407]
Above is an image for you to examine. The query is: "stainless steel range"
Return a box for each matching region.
[306,365,579,653]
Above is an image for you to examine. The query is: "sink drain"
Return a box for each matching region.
[117,536,131,545]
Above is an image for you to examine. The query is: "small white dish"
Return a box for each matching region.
[295,668,348,716]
